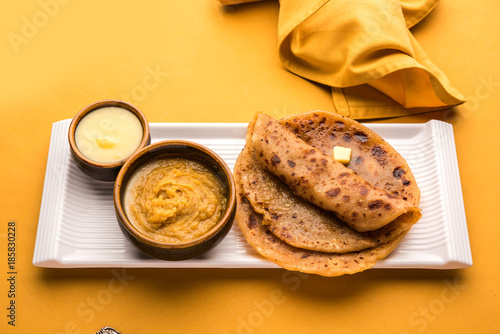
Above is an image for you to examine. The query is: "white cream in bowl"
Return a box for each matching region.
[75,106,143,163]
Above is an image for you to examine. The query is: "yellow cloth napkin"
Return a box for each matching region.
[278,0,465,119]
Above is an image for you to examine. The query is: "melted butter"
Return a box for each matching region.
[75,106,143,163]
[124,157,227,243]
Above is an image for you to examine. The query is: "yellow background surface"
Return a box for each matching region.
[1,0,499,333]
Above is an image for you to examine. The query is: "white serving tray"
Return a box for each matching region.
[33,120,472,269]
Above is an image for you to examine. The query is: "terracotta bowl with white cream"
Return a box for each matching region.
[68,100,151,181]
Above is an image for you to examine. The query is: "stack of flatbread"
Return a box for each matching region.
[234,111,422,276]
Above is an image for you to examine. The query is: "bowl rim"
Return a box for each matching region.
[113,139,237,250]
[68,99,150,168]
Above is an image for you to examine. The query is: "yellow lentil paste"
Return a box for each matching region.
[124,157,227,243]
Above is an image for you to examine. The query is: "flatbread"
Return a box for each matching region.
[250,112,421,232]
[233,111,422,276]
[280,111,420,206]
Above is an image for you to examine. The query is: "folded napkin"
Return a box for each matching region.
[219,0,465,119]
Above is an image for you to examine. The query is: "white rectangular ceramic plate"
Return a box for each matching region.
[33,120,472,269]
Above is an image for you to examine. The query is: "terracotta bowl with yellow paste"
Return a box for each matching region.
[68,99,151,181]
[113,140,236,261]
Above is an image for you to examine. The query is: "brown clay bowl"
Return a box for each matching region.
[68,100,151,182]
[113,140,236,261]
